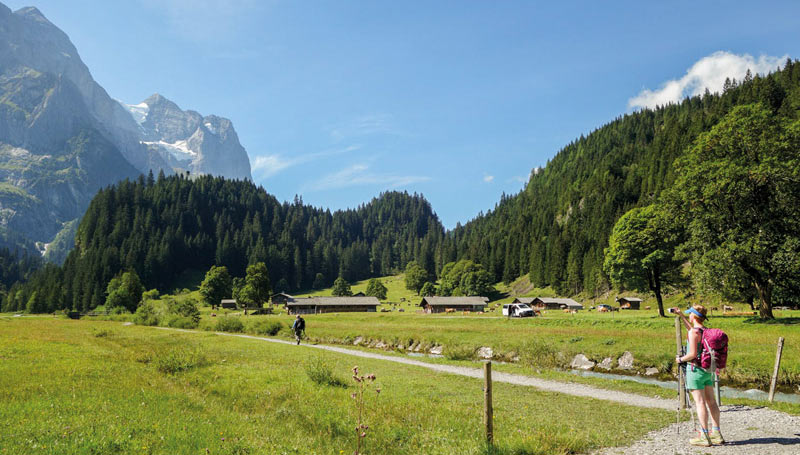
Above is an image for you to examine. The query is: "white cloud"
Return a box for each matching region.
[328,113,402,141]
[629,51,788,110]
[483,175,495,183]
[251,146,359,179]
[308,163,430,191]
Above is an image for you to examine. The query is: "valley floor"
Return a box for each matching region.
[2,317,799,454]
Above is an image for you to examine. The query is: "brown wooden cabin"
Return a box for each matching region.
[419,296,488,314]
[529,297,584,311]
[616,297,642,310]
[286,296,380,315]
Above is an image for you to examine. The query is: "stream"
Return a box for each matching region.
[405,352,799,404]
[569,369,800,404]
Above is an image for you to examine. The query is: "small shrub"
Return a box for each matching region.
[520,339,561,369]
[247,319,283,336]
[92,328,114,338]
[170,298,201,324]
[133,301,160,326]
[215,316,244,333]
[569,336,583,343]
[154,347,209,375]
[142,289,160,301]
[166,315,199,329]
[305,357,347,387]
[603,338,616,345]
[110,306,130,315]
[444,345,476,361]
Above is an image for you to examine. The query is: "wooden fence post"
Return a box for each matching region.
[484,361,493,446]
[675,317,686,409]
[768,337,785,402]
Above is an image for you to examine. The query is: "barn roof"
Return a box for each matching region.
[532,297,584,308]
[220,299,237,303]
[619,297,643,302]
[512,297,536,304]
[286,296,380,307]
[419,296,489,307]
[270,292,294,299]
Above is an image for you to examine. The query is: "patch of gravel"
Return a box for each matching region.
[595,405,800,455]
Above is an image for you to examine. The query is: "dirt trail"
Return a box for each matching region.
[153,327,800,454]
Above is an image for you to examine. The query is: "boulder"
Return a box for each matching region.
[375,341,387,349]
[618,351,634,370]
[429,345,443,355]
[570,354,595,370]
[645,367,659,376]
[597,357,614,370]
[353,336,364,346]
[477,347,493,359]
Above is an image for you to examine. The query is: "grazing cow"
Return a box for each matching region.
[723,305,734,312]
[445,308,456,313]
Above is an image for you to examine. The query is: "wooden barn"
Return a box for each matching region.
[419,296,488,314]
[530,297,584,311]
[512,297,536,305]
[220,299,237,309]
[270,293,295,305]
[616,297,642,310]
[286,296,380,315]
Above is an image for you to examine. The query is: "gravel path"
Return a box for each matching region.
[155,327,800,454]
[595,405,800,454]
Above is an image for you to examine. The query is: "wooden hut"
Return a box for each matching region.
[220,299,237,309]
[419,296,488,314]
[270,293,295,305]
[616,297,642,310]
[286,296,380,315]
[530,297,583,311]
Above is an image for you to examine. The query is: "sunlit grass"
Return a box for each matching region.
[0,318,673,454]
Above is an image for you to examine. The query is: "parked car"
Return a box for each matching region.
[596,304,617,312]
[502,303,535,318]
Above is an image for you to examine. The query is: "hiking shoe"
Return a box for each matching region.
[710,431,725,445]
[689,434,712,447]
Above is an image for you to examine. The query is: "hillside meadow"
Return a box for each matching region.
[0,317,673,455]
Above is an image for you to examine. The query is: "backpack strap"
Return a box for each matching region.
[692,327,704,367]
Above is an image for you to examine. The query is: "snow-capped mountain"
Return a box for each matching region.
[0,2,252,259]
[121,94,251,180]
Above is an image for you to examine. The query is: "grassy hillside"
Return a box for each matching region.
[0,317,672,454]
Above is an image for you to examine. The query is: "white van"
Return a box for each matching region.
[502,303,535,318]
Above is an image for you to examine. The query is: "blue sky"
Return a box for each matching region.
[6,1,799,228]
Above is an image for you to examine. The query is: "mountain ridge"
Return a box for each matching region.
[0,1,253,258]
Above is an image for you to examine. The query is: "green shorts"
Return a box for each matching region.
[686,364,714,390]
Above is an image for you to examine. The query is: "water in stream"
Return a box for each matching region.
[569,369,800,404]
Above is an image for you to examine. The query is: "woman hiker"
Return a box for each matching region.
[673,304,724,447]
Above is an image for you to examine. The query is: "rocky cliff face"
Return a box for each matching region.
[123,94,251,180]
[0,2,252,258]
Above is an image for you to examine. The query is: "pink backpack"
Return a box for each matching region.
[696,328,728,370]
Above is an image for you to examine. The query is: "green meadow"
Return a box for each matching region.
[0,317,673,455]
[140,274,800,392]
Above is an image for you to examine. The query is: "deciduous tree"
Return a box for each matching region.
[603,204,683,317]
